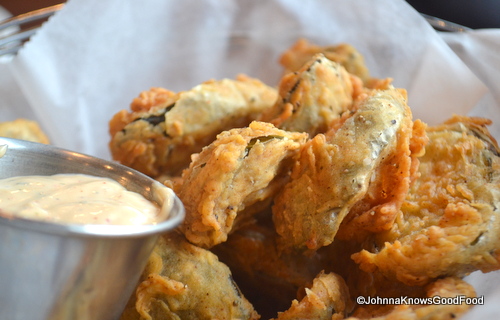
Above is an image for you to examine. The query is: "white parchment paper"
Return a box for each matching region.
[1,0,500,318]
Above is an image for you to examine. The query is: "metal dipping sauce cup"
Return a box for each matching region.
[0,137,185,320]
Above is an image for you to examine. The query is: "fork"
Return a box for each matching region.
[0,3,64,57]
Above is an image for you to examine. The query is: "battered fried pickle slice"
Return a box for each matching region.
[347,277,476,320]
[109,74,278,177]
[315,238,426,304]
[177,121,307,248]
[279,38,371,85]
[336,119,426,242]
[272,88,412,251]
[212,215,325,318]
[352,116,500,286]
[259,54,355,137]
[120,232,259,320]
[0,118,50,144]
[273,271,353,320]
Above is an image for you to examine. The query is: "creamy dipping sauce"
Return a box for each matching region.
[0,174,161,225]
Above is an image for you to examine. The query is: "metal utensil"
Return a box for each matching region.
[0,3,64,56]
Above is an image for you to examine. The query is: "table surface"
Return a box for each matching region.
[0,0,65,17]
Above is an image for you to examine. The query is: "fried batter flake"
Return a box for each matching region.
[178,121,307,248]
[109,75,278,177]
[273,271,353,320]
[353,116,500,286]
[272,88,412,251]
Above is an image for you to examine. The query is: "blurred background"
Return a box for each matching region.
[1,0,499,29]
[406,0,500,29]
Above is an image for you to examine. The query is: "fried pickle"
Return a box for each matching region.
[279,38,371,85]
[273,271,352,320]
[110,38,500,319]
[272,88,412,251]
[120,232,259,320]
[336,119,426,242]
[212,214,325,318]
[177,121,307,248]
[259,54,355,137]
[315,242,474,319]
[109,75,278,177]
[353,116,500,286]
[0,118,50,144]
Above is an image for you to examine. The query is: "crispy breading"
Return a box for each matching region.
[279,38,371,85]
[273,271,353,320]
[109,75,278,177]
[120,232,259,320]
[315,238,426,304]
[212,216,325,318]
[130,87,177,113]
[0,118,50,144]
[352,116,500,286]
[272,88,412,251]
[177,121,307,248]
[260,54,354,137]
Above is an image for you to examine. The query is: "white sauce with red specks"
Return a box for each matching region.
[0,174,160,225]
